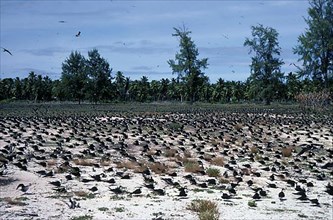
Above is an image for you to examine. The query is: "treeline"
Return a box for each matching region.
[1,0,332,105]
[0,68,328,104]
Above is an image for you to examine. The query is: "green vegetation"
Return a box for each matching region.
[244,24,284,105]
[70,215,93,220]
[98,207,109,212]
[206,167,221,177]
[248,200,257,207]
[188,199,220,220]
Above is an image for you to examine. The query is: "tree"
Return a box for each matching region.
[61,51,88,104]
[244,24,284,104]
[114,71,127,101]
[86,49,113,102]
[294,0,333,90]
[168,26,208,102]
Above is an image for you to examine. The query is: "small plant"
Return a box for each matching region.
[164,149,177,157]
[148,162,168,174]
[168,122,183,131]
[281,147,293,157]
[115,207,125,212]
[248,200,257,207]
[116,160,138,170]
[73,158,96,166]
[3,197,28,206]
[206,167,220,177]
[250,146,258,154]
[187,199,220,220]
[234,123,243,131]
[70,215,93,220]
[74,191,95,199]
[184,161,202,173]
[98,207,109,212]
[210,156,225,166]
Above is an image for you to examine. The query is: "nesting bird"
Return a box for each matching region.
[16,183,31,193]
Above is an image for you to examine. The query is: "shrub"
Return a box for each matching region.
[184,161,202,173]
[210,156,225,166]
[248,200,257,207]
[187,199,220,220]
[281,147,293,157]
[206,168,220,177]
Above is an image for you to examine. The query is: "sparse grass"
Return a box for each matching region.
[206,167,221,177]
[187,199,220,220]
[3,197,28,206]
[250,146,258,154]
[98,207,109,212]
[234,123,243,131]
[281,147,293,157]
[184,161,202,173]
[169,122,183,131]
[148,162,168,174]
[164,149,177,157]
[100,159,111,166]
[47,159,57,167]
[248,200,257,207]
[115,207,125,212]
[70,215,93,220]
[298,213,308,218]
[74,191,95,199]
[183,150,192,158]
[210,156,225,166]
[110,195,125,200]
[73,158,96,166]
[116,160,138,170]
[219,177,230,184]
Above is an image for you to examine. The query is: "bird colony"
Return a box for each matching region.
[0,105,332,219]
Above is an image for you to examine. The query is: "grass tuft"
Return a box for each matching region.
[187,199,220,220]
[210,156,225,166]
[206,167,221,177]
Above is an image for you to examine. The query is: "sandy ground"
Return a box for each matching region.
[0,111,332,220]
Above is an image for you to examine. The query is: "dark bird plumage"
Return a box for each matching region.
[2,47,12,56]
[16,183,30,192]
[75,31,81,37]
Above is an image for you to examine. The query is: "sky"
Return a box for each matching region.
[0,0,310,83]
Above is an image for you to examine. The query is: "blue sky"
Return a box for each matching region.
[1,0,309,83]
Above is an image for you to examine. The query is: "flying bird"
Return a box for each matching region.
[1,47,13,56]
[75,31,81,37]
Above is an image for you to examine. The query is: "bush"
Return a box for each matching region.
[206,167,220,177]
[188,199,220,220]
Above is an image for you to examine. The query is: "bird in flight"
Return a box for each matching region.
[75,31,81,37]
[1,47,13,56]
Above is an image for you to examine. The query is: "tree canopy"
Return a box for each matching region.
[294,0,333,90]
[168,26,209,102]
[244,24,284,105]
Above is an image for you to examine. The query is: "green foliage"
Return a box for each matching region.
[70,215,93,220]
[188,199,220,220]
[206,167,221,177]
[86,49,113,102]
[61,51,88,104]
[294,0,333,90]
[248,200,257,207]
[244,24,284,105]
[168,25,209,102]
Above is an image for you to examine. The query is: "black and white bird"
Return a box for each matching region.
[16,183,31,193]
[1,47,12,56]
[278,189,286,201]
